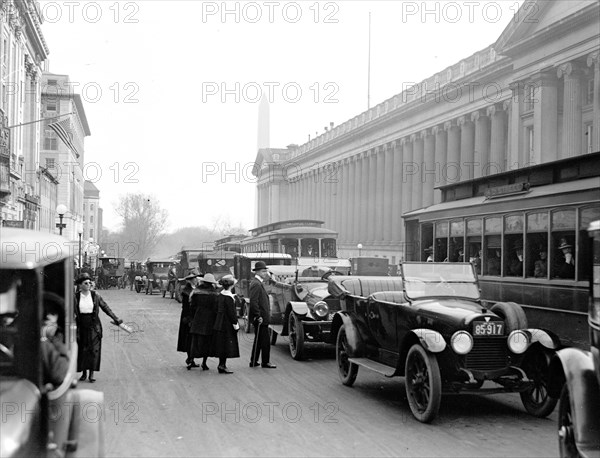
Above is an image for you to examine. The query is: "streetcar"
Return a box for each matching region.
[403,152,600,349]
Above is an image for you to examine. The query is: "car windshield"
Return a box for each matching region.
[402,263,480,300]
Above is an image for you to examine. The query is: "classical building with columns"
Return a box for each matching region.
[253,1,600,263]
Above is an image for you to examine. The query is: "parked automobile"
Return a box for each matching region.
[233,253,293,330]
[1,229,104,456]
[197,250,237,281]
[549,220,600,458]
[144,260,172,296]
[172,248,213,302]
[96,257,125,289]
[329,262,561,423]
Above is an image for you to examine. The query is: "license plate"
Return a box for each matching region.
[473,321,504,336]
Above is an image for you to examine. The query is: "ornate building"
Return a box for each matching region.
[253,0,600,262]
[0,0,49,228]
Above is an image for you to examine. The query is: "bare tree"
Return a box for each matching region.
[115,193,168,259]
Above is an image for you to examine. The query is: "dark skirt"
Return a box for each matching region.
[176,314,193,353]
[189,333,214,358]
[77,314,102,372]
[212,329,240,359]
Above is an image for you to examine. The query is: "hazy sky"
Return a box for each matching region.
[40,0,524,232]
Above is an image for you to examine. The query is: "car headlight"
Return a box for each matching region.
[313,301,329,318]
[451,331,473,354]
[507,330,530,354]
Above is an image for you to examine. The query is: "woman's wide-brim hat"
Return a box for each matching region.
[75,273,92,284]
[182,269,201,281]
[253,261,268,271]
[558,239,572,250]
[201,273,219,284]
[220,274,238,286]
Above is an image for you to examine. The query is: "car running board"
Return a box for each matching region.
[349,358,396,377]
[269,325,284,336]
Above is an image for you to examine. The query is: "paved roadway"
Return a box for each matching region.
[88,289,560,457]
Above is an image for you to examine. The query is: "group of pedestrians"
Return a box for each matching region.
[177,271,241,374]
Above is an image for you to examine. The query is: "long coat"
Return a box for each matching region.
[212,293,240,359]
[189,285,218,357]
[249,277,270,326]
[74,291,121,372]
[176,284,194,353]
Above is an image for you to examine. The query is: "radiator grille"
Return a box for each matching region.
[465,337,508,371]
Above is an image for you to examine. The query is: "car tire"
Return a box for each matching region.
[336,325,358,386]
[519,348,558,417]
[557,384,580,458]
[490,301,528,332]
[405,344,442,423]
[288,312,305,360]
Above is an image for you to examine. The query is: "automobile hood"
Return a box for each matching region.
[411,299,498,330]
[0,378,42,457]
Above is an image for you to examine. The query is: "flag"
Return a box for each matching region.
[48,117,79,157]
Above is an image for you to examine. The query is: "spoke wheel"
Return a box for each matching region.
[336,325,358,386]
[405,344,442,423]
[288,312,305,360]
[558,385,581,458]
[519,349,558,417]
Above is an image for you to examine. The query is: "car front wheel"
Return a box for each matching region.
[519,348,558,417]
[405,344,442,423]
[336,325,358,386]
[288,312,305,360]
[557,384,580,458]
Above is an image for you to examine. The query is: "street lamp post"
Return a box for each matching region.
[56,204,67,236]
[78,231,83,275]
[357,243,363,257]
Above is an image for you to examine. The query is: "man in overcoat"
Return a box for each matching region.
[249,261,276,368]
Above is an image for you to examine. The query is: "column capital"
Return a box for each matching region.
[588,51,600,68]
[457,115,472,127]
[431,124,444,135]
[502,99,512,111]
[410,133,419,143]
[486,104,505,117]
[471,110,487,122]
[420,129,430,139]
[557,61,582,79]
[508,80,524,94]
[443,120,457,131]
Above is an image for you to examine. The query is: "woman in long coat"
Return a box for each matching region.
[177,272,199,368]
[74,273,124,383]
[213,275,240,374]
[189,273,219,370]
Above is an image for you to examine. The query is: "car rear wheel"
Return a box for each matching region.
[490,301,528,332]
[405,344,442,423]
[558,384,580,458]
[288,312,305,360]
[519,348,558,417]
[336,325,358,386]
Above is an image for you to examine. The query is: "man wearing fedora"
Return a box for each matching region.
[556,238,575,279]
[508,240,524,276]
[249,261,276,369]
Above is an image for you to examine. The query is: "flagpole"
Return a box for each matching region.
[7,112,74,129]
[367,11,371,110]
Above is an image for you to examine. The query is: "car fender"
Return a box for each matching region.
[409,329,446,353]
[331,312,364,356]
[550,348,600,453]
[289,301,309,316]
[525,328,561,350]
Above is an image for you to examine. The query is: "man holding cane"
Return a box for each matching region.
[249,261,276,369]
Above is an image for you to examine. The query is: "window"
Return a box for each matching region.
[45,158,55,169]
[90,215,94,223]
[46,101,56,112]
[466,218,483,274]
[44,130,57,150]
[551,210,576,279]
[526,126,534,162]
[47,79,57,86]
[525,84,536,111]
[504,214,524,277]
[89,229,93,239]
[483,217,502,276]
[434,221,448,262]
[526,212,549,278]
[90,204,94,211]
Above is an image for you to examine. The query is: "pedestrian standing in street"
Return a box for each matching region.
[177,271,200,369]
[249,261,276,369]
[213,275,240,374]
[189,273,219,370]
[74,273,125,383]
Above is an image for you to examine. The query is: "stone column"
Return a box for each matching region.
[353,155,362,243]
[411,134,424,210]
[422,129,435,208]
[375,145,386,241]
[359,153,369,244]
[341,159,351,244]
[367,149,377,242]
[401,137,413,215]
[471,110,490,179]
[588,51,600,152]
[432,125,447,203]
[458,115,475,181]
[391,141,403,242]
[383,143,394,241]
[508,82,523,168]
[487,104,507,175]
[445,120,461,184]
[531,70,558,164]
[558,62,583,158]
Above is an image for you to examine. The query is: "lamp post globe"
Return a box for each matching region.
[55,204,68,236]
[357,243,363,257]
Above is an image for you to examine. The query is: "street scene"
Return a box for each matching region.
[1,0,600,457]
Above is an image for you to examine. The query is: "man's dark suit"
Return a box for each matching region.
[249,276,271,366]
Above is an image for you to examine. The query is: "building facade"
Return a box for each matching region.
[83,180,100,242]
[253,0,600,263]
[0,0,49,228]
[40,72,91,240]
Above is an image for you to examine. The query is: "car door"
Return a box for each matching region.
[367,296,398,366]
